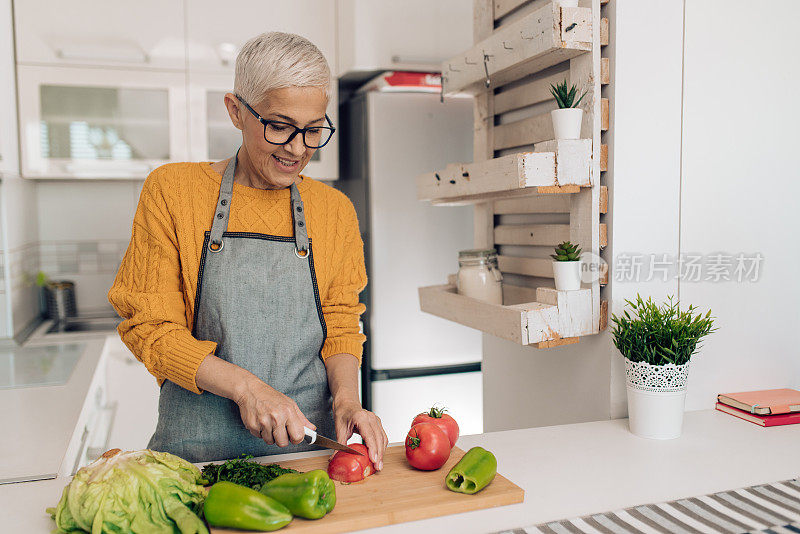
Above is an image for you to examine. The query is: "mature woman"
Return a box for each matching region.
[108,32,387,468]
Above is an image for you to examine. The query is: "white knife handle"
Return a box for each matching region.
[304,426,317,444]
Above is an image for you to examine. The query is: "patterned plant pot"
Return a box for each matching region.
[624,358,690,440]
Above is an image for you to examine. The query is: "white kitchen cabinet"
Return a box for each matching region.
[337,0,473,76]
[13,0,185,70]
[0,0,18,175]
[104,337,159,451]
[188,72,339,180]
[17,65,188,179]
[185,0,337,74]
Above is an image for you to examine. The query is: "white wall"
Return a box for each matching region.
[606,0,684,417]
[679,0,800,406]
[36,181,141,313]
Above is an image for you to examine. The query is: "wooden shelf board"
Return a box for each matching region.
[419,283,596,345]
[418,139,591,205]
[442,2,592,95]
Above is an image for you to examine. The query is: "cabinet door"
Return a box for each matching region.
[188,73,339,181]
[185,0,337,74]
[17,65,187,179]
[0,0,18,174]
[338,0,473,75]
[13,0,185,70]
[105,343,159,451]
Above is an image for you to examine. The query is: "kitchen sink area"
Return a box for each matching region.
[45,316,122,334]
[25,315,122,346]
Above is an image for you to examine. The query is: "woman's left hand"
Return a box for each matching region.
[334,399,388,470]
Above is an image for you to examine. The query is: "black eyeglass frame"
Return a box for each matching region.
[235,94,336,149]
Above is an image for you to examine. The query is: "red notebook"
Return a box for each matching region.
[716,402,800,427]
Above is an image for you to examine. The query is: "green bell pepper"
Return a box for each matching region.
[260,469,336,520]
[204,481,292,531]
[445,446,497,495]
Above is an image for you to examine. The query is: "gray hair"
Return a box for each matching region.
[234,32,331,105]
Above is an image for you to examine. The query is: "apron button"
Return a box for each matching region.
[296,205,303,212]
[221,199,228,206]
[298,221,305,227]
[217,213,223,219]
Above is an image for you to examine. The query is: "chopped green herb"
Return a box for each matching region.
[201,455,299,491]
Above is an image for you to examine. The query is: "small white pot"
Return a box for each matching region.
[556,0,579,7]
[551,108,583,139]
[552,260,581,291]
[624,358,690,440]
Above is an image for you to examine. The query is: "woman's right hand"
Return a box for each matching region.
[234,375,315,447]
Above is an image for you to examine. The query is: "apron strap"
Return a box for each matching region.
[208,149,237,252]
[290,183,309,256]
[209,148,309,257]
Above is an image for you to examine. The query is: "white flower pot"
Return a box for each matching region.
[552,260,581,291]
[556,0,579,7]
[624,358,690,440]
[551,108,583,140]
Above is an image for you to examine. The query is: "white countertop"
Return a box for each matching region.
[0,338,106,483]
[2,409,798,533]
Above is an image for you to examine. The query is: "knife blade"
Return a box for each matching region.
[303,426,365,456]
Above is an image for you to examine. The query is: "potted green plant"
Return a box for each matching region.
[549,79,588,140]
[611,295,716,439]
[551,241,582,290]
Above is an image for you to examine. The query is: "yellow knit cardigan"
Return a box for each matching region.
[108,162,367,394]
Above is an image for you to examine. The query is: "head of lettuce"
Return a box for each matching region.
[47,448,209,534]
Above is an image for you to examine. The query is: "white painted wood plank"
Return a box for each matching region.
[418,284,527,343]
[497,255,554,278]
[494,223,569,245]
[494,195,571,214]
[443,3,591,94]
[534,139,592,187]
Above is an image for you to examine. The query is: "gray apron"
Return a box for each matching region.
[148,150,335,463]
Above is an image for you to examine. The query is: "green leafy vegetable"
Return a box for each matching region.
[47,449,209,534]
[201,455,299,492]
[610,294,716,366]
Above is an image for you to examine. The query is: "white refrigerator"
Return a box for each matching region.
[337,91,483,443]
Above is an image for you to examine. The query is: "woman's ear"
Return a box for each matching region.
[223,93,245,131]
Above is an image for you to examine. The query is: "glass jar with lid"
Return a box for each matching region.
[457,249,503,304]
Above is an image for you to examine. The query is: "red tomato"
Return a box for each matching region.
[327,443,374,483]
[405,423,451,471]
[412,407,459,448]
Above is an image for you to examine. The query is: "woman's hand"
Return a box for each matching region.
[334,399,389,470]
[197,354,315,448]
[234,375,315,448]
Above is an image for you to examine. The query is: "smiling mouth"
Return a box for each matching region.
[272,154,300,169]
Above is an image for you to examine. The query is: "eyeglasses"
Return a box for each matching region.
[236,95,336,149]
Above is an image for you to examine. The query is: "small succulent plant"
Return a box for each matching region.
[551,241,581,261]
[549,79,588,109]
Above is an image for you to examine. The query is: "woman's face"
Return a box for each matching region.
[226,86,329,189]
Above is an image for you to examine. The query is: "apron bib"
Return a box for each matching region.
[148,150,334,462]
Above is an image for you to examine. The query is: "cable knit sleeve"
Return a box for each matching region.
[108,169,216,394]
[319,195,367,364]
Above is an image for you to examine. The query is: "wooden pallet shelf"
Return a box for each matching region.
[441,2,591,95]
[417,139,591,204]
[419,283,596,345]
[416,0,609,346]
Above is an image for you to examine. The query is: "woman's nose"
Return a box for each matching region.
[284,134,306,157]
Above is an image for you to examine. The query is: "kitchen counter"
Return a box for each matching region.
[3,409,799,533]
[0,338,107,483]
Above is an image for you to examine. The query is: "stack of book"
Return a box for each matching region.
[716,388,800,426]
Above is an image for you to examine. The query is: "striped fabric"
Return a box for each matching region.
[497,478,800,534]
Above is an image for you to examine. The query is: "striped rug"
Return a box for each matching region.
[497,478,800,534]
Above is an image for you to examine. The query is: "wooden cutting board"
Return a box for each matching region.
[210,445,524,533]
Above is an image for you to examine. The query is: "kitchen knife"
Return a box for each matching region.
[303,426,365,455]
